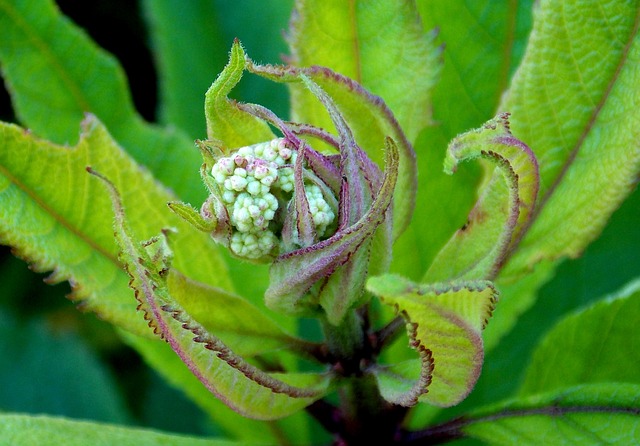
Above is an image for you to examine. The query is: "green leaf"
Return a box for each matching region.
[372,355,434,408]
[0,414,240,446]
[0,0,203,203]
[0,117,231,337]
[166,269,316,357]
[417,1,535,140]
[367,275,497,407]
[520,279,640,396]
[391,1,534,280]
[204,41,274,151]
[474,0,640,351]
[459,383,640,445]
[93,172,329,420]
[433,185,640,428]
[424,114,539,282]
[288,0,440,142]
[501,0,640,276]
[284,0,439,239]
[201,0,293,119]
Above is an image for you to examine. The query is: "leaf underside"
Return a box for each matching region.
[367,275,497,407]
[91,170,329,420]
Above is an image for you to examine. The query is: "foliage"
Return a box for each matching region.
[0,0,639,444]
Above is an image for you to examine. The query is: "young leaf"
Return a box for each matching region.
[458,383,640,445]
[371,352,434,408]
[92,170,330,419]
[266,137,398,318]
[120,331,288,443]
[0,0,203,203]
[165,269,317,358]
[392,1,535,279]
[483,0,640,348]
[520,278,640,396]
[248,57,416,241]
[0,117,231,337]
[501,0,640,276]
[367,274,498,407]
[204,40,274,151]
[281,0,439,239]
[424,113,539,282]
[288,0,440,142]
[0,413,239,446]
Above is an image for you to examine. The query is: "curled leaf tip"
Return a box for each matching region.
[428,113,540,281]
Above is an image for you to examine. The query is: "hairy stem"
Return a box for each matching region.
[321,310,365,375]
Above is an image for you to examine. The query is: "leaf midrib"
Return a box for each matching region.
[409,403,640,442]
[509,6,640,256]
[0,0,92,113]
[0,162,120,269]
[536,8,639,214]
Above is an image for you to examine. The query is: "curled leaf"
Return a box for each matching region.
[425,113,539,282]
[367,274,498,407]
[204,40,274,151]
[372,348,434,407]
[266,137,399,319]
[247,58,416,240]
[89,169,329,420]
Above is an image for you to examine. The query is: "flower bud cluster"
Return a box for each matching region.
[210,139,335,259]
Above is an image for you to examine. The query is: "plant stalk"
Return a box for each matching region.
[320,310,407,443]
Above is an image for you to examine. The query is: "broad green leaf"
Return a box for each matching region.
[0,414,240,446]
[289,0,440,142]
[366,275,497,407]
[94,173,330,420]
[424,114,539,282]
[392,1,534,279]
[417,0,535,139]
[0,0,203,203]
[520,279,640,396]
[0,117,231,337]
[501,0,640,276]
[0,311,129,424]
[459,383,640,445]
[284,0,439,239]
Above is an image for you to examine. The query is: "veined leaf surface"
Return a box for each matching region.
[0,117,231,336]
[0,0,203,203]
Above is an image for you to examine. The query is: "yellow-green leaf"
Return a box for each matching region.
[367,275,498,407]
